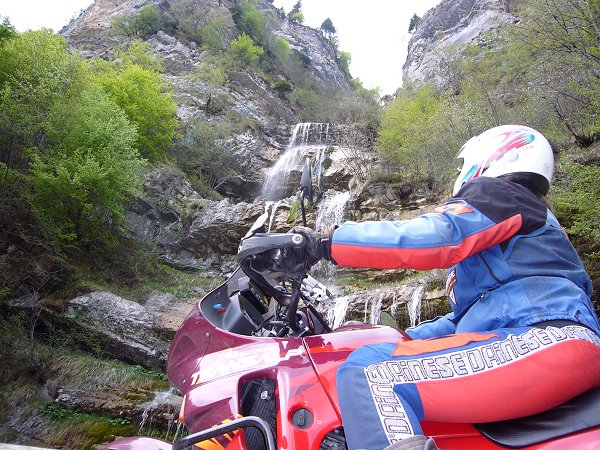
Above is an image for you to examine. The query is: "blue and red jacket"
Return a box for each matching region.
[331,176,600,338]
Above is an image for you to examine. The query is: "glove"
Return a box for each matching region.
[289,226,336,267]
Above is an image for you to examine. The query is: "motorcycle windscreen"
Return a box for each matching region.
[166,285,226,392]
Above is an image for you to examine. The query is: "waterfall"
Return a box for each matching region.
[315,190,350,231]
[312,190,350,291]
[172,421,186,443]
[327,295,351,329]
[265,200,281,232]
[369,293,385,324]
[137,388,178,437]
[262,123,330,201]
[313,146,327,189]
[407,285,425,327]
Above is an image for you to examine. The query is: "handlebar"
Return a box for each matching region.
[238,232,308,303]
[237,231,313,335]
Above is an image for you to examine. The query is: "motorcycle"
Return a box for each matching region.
[107,163,600,450]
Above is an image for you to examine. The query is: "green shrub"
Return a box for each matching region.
[274,79,293,94]
[29,88,143,245]
[273,36,290,58]
[234,0,266,42]
[94,51,179,162]
[0,30,85,154]
[111,5,162,37]
[199,9,235,51]
[288,11,304,23]
[293,49,311,68]
[553,155,600,259]
[337,50,352,79]
[227,33,264,67]
[293,87,324,121]
[174,120,236,195]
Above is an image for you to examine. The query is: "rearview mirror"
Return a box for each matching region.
[300,160,313,203]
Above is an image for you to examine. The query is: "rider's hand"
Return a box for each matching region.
[289,226,336,267]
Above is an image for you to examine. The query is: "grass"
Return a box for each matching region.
[0,315,171,448]
[42,402,138,450]
[335,268,421,291]
[45,354,169,392]
[64,248,224,304]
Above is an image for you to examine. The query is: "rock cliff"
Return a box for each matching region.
[62,0,351,201]
[403,0,514,86]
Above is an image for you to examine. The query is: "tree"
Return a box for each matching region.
[0,16,16,42]
[111,5,162,37]
[288,11,304,23]
[510,0,600,144]
[337,50,352,79]
[288,1,304,23]
[29,88,143,245]
[234,0,267,43]
[0,30,87,168]
[408,14,420,33]
[175,120,236,195]
[93,48,179,162]
[378,85,446,176]
[320,18,336,39]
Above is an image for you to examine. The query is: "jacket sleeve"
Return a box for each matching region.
[330,177,538,270]
[405,313,456,339]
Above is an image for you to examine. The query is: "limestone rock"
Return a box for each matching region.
[403,0,514,86]
[40,291,201,370]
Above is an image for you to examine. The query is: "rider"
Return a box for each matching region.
[294,125,600,450]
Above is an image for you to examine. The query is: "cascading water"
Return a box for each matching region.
[137,388,179,438]
[262,123,330,201]
[407,285,425,327]
[265,200,281,232]
[326,295,351,329]
[365,294,385,324]
[315,190,350,231]
[259,123,434,331]
[313,190,350,307]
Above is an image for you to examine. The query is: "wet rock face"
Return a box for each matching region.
[326,280,451,330]
[403,0,514,86]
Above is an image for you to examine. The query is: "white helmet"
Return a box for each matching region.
[453,125,554,196]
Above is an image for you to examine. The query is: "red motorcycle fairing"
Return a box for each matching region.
[110,312,600,450]
[170,313,404,448]
[426,427,600,450]
[304,323,408,417]
[110,273,600,450]
[106,426,600,450]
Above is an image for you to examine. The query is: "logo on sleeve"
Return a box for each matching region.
[446,269,457,305]
[435,203,474,215]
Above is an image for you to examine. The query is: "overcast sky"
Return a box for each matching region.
[1,0,442,95]
[272,0,442,94]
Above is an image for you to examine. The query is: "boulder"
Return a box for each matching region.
[40,291,201,370]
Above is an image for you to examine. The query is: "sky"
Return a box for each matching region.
[272,0,442,95]
[0,0,442,95]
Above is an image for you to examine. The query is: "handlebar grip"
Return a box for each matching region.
[237,233,305,262]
